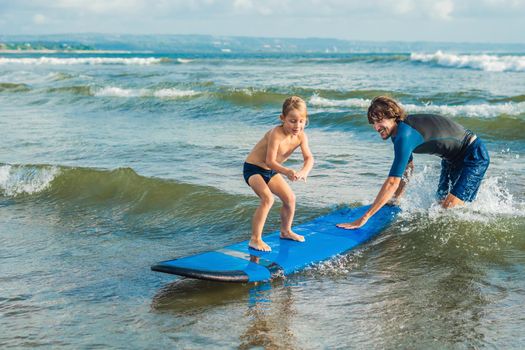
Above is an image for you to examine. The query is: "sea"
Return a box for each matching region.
[1,36,524,349]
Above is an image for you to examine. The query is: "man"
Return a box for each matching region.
[337,96,490,230]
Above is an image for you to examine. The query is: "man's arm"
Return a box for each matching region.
[388,160,413,205]
[336,176,401,229]
[436,159,450,203]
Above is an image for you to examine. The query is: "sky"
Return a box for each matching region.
[1,0,525,43]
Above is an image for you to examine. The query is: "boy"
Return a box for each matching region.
[244,96,314,251]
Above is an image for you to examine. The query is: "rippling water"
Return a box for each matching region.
[1,44,524,348]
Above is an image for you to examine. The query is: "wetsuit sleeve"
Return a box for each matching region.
[388,122,424,178]
[388,137,414,178]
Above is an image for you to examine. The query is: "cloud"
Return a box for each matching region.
[454,0,525,18]
[0,0,524,42]
[233,0,253,11]
[32,14,46,24]
[53,0,145,14]
[430,0,454,20]
[3,0,524,19]
[392,0,415,15]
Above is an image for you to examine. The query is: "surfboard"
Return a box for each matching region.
[151,204,400,283]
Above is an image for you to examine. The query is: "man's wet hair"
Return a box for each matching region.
[367,96,406,124]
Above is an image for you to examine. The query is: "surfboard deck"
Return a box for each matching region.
[151,204,400,283]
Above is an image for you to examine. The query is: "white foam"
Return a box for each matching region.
[153,88,199,98]
[176,58,193,64]
[0,165,59,197]
[227,87,262,97]
[308,94,370,108]
[410,50,525,72]
[308,94,525,118]
[94,86,146,97]
[303,250,363,277]
[398,165,525,223]
[469,176,524,216]
[402,101,525,118]
[0,57,163,65]
[94,86,199,98]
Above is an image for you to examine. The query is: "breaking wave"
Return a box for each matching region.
[410,51,525,72]
[309,94,525,118]
[0,57,166,65]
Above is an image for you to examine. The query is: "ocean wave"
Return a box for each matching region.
[176,58,194,64]
[392,166,525,259]
[295,54,410,65]
[456,115,525,141]
[0,82,30,92]
[0,164,59,196]
[42,83,201,99]
[490,94,525,103]
[215,88,409,107]
[404,101,525,118]
[309,95,525,118]
[212,88,401,109]
[410,51,525,72]
[0,163,249,213]
[215,88,290,106]
[397,165,525,229]
[153,88,200,98]
[0,57,165,65]
[94,86,199,98]
[47,85,92,95]
[309,95,370,108]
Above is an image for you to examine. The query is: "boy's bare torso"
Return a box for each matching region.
[245,126,302,169]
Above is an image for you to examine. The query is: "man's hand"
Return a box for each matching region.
[336,216,369,230]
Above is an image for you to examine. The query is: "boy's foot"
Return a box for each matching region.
[280,231,305,242]
[249,239,271,252]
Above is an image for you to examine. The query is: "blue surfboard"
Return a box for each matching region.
[151,204,400,283]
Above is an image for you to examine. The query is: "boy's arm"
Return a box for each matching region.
[296,133,314,180]
[265,129,295,179]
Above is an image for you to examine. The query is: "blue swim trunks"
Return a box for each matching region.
[243,162,277,186]
[436,137,490,202]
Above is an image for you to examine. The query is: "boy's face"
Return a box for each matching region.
[281,109,307,136]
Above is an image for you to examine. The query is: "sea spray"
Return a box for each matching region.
[399,165,524,222]
[0,164,59,197]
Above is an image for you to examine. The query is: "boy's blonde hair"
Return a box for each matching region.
[282,96,307,117]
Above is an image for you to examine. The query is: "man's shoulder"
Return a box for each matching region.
[395,121,414,137]
[406,113,448,123]
[394,119,425,144]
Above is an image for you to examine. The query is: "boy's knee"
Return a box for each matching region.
[260,194,275,207]
[282,193,296,207]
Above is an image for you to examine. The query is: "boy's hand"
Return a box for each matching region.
[286,169,296,181]
[294,169,308,182]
